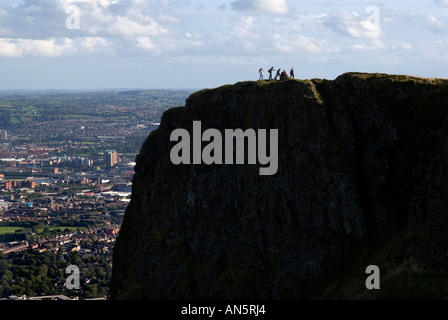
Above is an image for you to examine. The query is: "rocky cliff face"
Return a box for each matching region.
[110,73,448,299]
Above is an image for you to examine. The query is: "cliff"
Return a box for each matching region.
[110,73,448,299]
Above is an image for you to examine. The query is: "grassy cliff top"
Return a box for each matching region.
[187,72,448,103]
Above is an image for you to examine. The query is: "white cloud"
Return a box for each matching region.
[420,40,448,59]
[0,38,76,57]
[0,39,22,57]
[108,16,169,37]
[434,0,448,6]
[157,13,181,25]
[183,32,203,48]
[351,40,387,51]
[82,37,111,52]
[0,0,175,38]
[230,16,258,40]
[165,55,266,66]
[136,36,158,53]
[272,13,326,34]
[0,36,115,57]
[391,41,413,51]
[324,10,383,39]
[57,0,118,11]
[384,9,448,35]
[272,33,339,55]
[426,14,444,32]
[0,0,182,57]
[1,0,448,88]
[231,0,289,14]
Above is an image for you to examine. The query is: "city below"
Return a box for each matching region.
[0,89,193,299]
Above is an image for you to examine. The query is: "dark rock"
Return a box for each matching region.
[110,73,448,299]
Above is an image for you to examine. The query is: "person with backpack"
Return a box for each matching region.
[268,67,274,80]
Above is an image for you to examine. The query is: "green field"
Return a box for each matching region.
[0,226,25,235]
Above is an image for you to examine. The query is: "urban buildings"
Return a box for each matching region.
[105,150,118,168]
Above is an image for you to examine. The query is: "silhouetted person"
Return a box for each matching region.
[268,67,274,80]
[290,67,294,79]
[280,69,290,80]
[275,68,281,80]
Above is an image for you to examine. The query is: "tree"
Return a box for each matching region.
[95,268,106,280]
[2,270,13,284]
[87,284,98,298]
[38,265,48,276]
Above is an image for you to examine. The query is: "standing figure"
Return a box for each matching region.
[259,68,264,80]
[290,67,294,79]
[268,67,274,80]
[275,68,281,80]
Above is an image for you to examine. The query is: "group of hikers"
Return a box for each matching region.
[258,67,294,81]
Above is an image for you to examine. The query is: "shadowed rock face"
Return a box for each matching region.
[110,73,448,299]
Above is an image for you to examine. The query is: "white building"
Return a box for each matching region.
[0,200,9,211]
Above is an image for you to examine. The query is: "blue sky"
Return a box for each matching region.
[0,0,448,90]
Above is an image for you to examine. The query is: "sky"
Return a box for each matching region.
[0,0,448,90]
